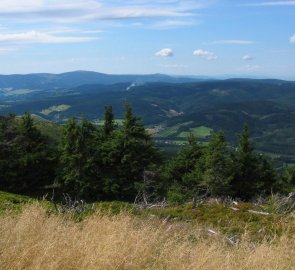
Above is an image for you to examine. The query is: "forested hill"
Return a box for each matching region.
[1,77,295,156]
[0,71,198,89]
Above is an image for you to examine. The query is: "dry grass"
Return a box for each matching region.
[1,204,295,270]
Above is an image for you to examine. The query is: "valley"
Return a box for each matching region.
[0,71,295,163]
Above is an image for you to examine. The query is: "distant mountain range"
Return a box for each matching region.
[1,71,295,158]
[0,71,202,90]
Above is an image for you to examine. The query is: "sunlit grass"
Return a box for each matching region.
[1,203,295,270]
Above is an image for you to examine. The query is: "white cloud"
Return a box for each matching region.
[290,34,295,43]
[0,0,101,13]
[246,1,295,6]
[193,49,217,60]
[0,47,18,53]
[155,48,174,57]
[0,0,199,24]
[160,64,189,68]
[211,40,254,45]
[238,65,261,72]
[0,31,97,44]
[242,55,254,61]
[150,19,197,29]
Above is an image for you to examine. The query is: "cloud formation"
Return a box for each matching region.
[290,34,295,43]
[242,55,254,61]
[0,46,17,53]
[193,49,217,60]
[238,65,261,72]
[0,0,200,24]
[155,48,174,57]
[211,40,254,45]
[0,30,96,44]
[160,64,189,68]
[247,1,295,6]
[149,19,196,30]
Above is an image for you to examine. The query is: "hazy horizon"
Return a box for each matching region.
[0,70,293,81]
[0,1,294,79]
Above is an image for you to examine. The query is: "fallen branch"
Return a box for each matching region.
[248,210,270,216]
[207,229,238,246]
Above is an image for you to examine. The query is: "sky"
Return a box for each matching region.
[0,0,295,79]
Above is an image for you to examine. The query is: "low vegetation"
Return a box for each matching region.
[2,200,295,270]
[1,105,295,202]
[2,104,295,268]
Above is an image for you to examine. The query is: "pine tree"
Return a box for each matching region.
[104,103,160,200]
[0,113,56,194]
[202,132,233,197]
[103,105,115,137]
[232,124,258,199]
[123,103,147,139]
[232,124,278,199]
[59,118,102,200]
[0,114,19,191]
[21,113,56,192]
[163,134,203,203]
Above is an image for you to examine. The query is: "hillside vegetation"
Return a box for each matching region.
[2,106,295,202]
[2,198,295,270]
[1,78,295,158]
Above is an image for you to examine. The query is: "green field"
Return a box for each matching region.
[3,89,38,96]
[157,123,212,140]
[92,119,124,127]
[178,126,213,139]
[40,104,71,116]
[157,122,193,137]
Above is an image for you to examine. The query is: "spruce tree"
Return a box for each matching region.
[105,103,159,200]
[232,124,258,199]
[163,134,203,203]
[202,132,233,197]
[232,124,278,199]
[59,118,102,200]
[0,113,56,194]
[103,105,115,137]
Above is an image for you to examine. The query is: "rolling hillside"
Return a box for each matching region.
[1,75,295,157]
[0,71,199,90]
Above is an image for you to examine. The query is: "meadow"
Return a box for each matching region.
[1,192,295,270]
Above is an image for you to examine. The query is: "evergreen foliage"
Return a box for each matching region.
[58,104,160,201]
[0,113,56,194]
[59,118,101,200]
[232,124,279,199]
[202,132,233,197]
[102,105,115,137]
[0,109,292,202]
[162,134,203,203]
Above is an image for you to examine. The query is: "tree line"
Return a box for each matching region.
[0,105,295,202]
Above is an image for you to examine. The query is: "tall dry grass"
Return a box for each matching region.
[1,204,295,270]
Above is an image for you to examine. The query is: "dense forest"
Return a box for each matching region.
[1,105,295,203]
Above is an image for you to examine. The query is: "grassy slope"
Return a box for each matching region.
[2,197,295,269]
[0,191,31,214]
[1,191,295,242]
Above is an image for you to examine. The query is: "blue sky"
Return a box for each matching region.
[0,0,295,79]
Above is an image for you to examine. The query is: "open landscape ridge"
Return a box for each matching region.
[1,71,295,159]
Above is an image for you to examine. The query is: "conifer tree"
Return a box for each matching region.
[232,124,258,199]
[0,113,56,193]
[103,105,115,137]
[203,132,233,197]
[59,118,101,200]
[163,134,203,203]
[232,124,278,199]
[105,103,159,200]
